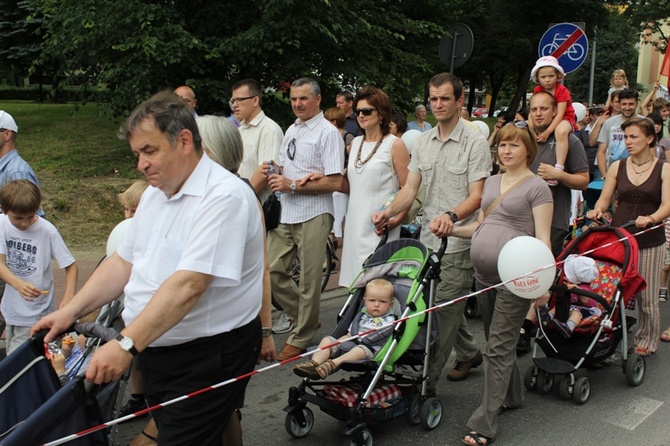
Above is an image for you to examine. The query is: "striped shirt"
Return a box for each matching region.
[278,112,344,224]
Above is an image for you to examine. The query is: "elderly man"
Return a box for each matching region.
[373,72,490,390]
[266,78,344,360]
[231,79,284,198]
[528,91,590,256]
[33,91,264,446]
[174,85,198,117]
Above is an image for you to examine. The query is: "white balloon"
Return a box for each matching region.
[401,129,422,154]
[573,102,587,123]
[472,120,490,139]
[497,236,556,299]
[106,219,132,257]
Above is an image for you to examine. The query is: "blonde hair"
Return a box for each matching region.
[365,278,395,299]
[610,69,629,88]
[118,180,149,209]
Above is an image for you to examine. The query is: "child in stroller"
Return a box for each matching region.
[293,279,399,380]
[537,255,602,338]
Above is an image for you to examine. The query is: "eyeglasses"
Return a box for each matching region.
[355,108,376,116]
[228,96,256,107]
[287,138,297,161]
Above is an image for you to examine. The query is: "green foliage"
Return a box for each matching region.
[3,100,138,249]
[31,0,479,117]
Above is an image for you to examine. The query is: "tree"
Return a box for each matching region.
[0,0,43,87]
[33,0,484,121]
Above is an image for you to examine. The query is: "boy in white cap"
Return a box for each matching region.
[539,254,601,338]
[530,56,577,186]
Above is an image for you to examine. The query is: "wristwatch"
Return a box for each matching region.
[289,180,297,194]
[262,327,273,337]
[116,334,139,357]
[445,210,458,223]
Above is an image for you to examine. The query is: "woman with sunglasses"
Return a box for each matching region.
[338,86,410,287]
[451,122,553,446]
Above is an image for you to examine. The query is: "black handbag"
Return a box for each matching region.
[262,194,281,231]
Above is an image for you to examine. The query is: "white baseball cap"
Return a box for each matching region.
[0,111,18,133]
[564,254,598,284]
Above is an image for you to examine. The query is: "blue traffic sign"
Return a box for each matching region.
[538,23,589,74]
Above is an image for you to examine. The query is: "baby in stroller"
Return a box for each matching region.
[293,278,398,380]
[538,255,602,338]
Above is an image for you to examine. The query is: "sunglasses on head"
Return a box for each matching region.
[355,108,376,116]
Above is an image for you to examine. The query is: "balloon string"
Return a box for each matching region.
[42,224,657,446]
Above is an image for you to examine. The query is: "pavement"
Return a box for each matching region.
[4,249,670,445]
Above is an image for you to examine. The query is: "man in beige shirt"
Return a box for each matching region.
[231,79,284,197]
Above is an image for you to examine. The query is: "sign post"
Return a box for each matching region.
[538,22,589,74]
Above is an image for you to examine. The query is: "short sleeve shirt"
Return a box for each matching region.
[530,133,588,230]
[0,216,75,326]
[117,155,264,347]
[278,112,344,224]
[408,119,491,253]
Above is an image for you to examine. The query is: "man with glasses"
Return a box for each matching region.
[372,72,490,389]
[230,79,284,200]
[266,77,345,361]
[528,91,589,256]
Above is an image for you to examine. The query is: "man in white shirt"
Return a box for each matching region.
[231,79,284,199]
[33,90,264,445]
[266,78,344,360]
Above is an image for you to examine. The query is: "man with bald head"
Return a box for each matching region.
[175,85,198,117]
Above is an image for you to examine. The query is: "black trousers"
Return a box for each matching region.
[141,317,261,446]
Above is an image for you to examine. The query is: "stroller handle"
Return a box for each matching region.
[436,237,448,258]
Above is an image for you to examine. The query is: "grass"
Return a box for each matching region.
[2,100,142,251]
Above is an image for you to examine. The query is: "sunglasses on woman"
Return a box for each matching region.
[355,108,376,116]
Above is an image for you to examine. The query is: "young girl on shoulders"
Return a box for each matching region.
[530,55,576,186]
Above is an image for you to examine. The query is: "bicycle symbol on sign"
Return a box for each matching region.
[541,33,585,61]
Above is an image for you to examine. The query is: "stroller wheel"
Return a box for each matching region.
[420,397,443,430]
[406,394,422,426]
[573,377,590,404]
[625,353,646,387]
[537,371,554,395]
[285,406,314,438]
[524,366,538,391]
[345,428,373,446]
[558,376,573,400]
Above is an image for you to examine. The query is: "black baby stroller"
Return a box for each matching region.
[524,224,647,404]
[0,299,127,446]
[284,237,446,446]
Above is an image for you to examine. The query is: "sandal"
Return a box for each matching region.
[634,346,654,357]
[315,359,339,379]
[462,431,495,445]
[293,360,321,380]
[661,329,670,342]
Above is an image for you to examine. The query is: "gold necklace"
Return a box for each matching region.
[354,137,384,171]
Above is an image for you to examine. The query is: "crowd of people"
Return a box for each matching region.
[1,55,670,445]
